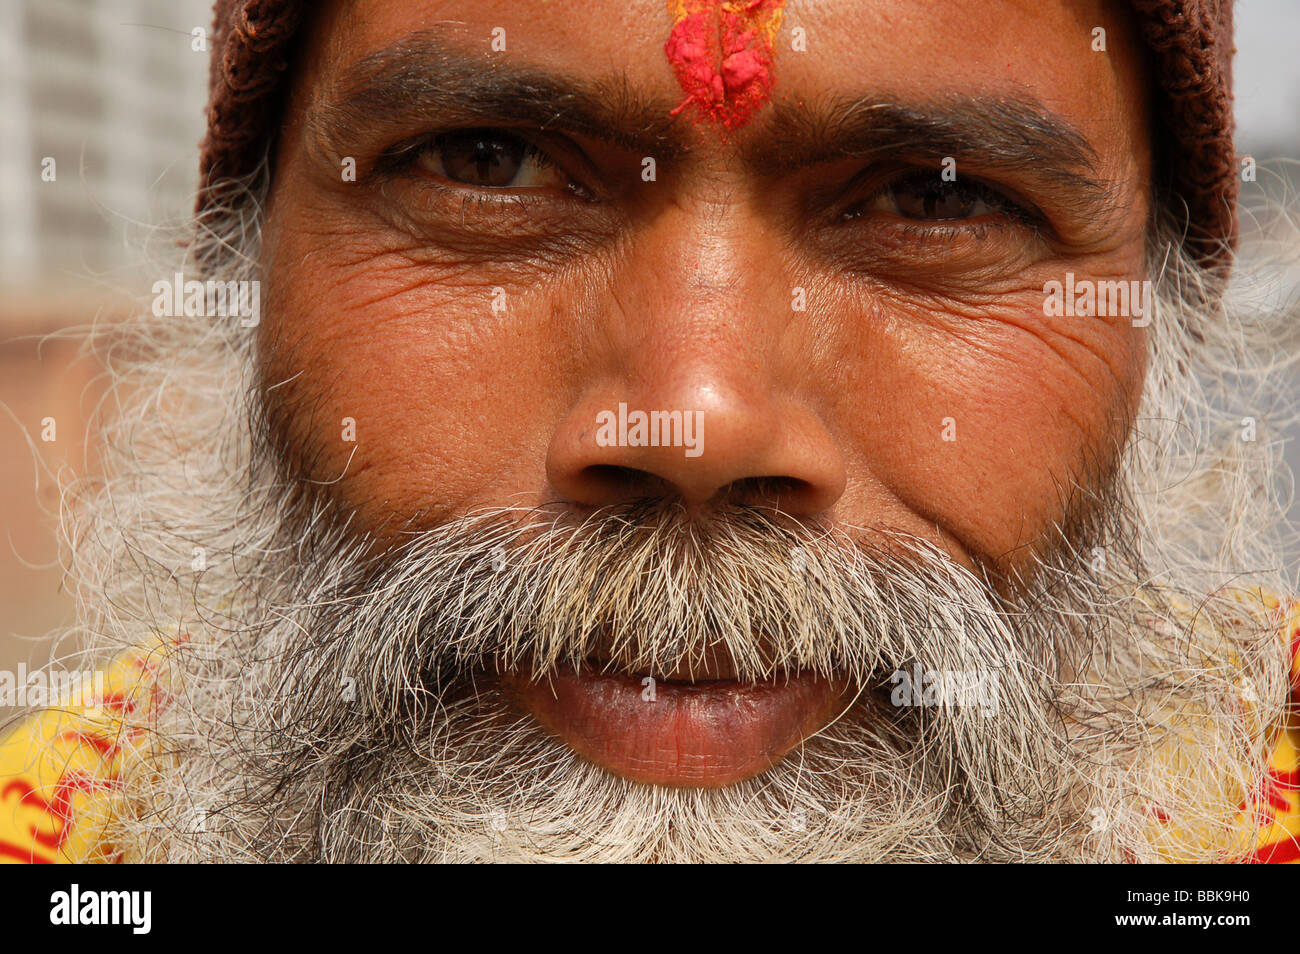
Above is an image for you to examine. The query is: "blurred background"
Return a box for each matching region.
[1,0,1299,676]
[1,0,211,676]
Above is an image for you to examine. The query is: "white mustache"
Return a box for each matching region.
[289,503,1065,690]
[252,502,1088,835]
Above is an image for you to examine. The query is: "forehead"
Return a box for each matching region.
[298,0,1148,155]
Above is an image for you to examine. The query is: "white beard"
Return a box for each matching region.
[53,191,1299,863]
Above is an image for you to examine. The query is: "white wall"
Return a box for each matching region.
[0,0,211,309]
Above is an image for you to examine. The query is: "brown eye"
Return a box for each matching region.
[892,178,983,219]
[852,170,1017,223]
[416,130,568,190]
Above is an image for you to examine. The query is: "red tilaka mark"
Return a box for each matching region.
[665,0,785,131]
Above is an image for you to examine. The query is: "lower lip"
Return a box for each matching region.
[507,665,849,787]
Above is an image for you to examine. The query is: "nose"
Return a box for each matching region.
[546,379,846,515]
[545,192,846,518]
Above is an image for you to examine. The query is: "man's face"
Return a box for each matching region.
[254,0,1151,794]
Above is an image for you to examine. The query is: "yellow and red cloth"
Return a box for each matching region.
[0,636,179,864]
[1240,601,1300,863]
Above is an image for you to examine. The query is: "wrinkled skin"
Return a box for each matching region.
[259,0,1151,589]
[53,0,1294,865]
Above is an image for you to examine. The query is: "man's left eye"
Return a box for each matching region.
[853,170,1017,222]
[414,130,568,190]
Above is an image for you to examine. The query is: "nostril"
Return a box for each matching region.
[580,465,673,500]
[548,391,847,515]
[722,475,840,515]
[734,476,802,502]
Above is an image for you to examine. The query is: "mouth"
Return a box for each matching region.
[505,656,853,788]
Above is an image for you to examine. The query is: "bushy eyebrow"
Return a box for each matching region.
[749,95,1121,218]
[305,31,1125,219]
[305,31,689,160]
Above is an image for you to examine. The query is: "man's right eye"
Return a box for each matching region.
[410,129,571,191]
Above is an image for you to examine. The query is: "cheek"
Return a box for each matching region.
[827,288,1143,565]
[256,237,586,526]
[258,186,1146,568]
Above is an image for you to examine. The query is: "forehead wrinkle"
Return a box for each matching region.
[745,93,1121,216]
[303,29,691,159]
[296,30,1128,231]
